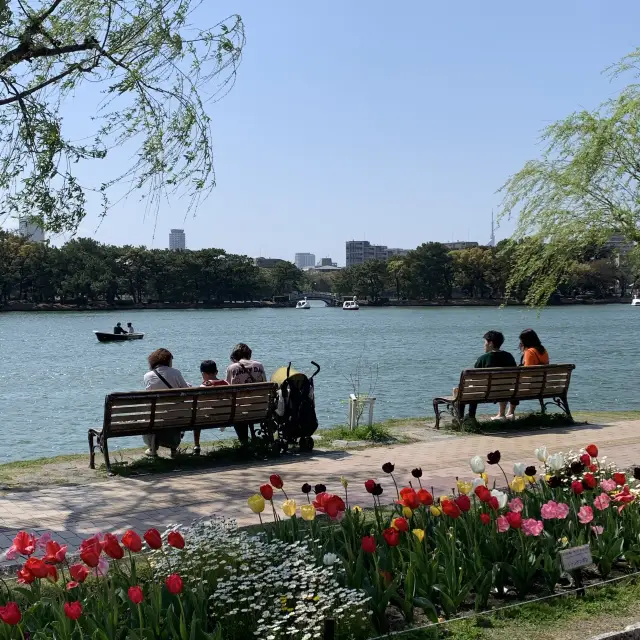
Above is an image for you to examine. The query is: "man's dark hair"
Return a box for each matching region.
[148,348,173,369]
[230,343,252,362]
[483,330,504,349]
[200,360,219,375]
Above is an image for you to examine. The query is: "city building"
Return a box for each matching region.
[387,248,409,258]
[169,229,186,251]
[294,252,316,269]
[442,241,479,251]
[18,217,45,243]
[319,257,337,267]
[346,240,390,266]
[255,257,286,269]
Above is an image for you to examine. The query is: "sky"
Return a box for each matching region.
[5,0,640,265]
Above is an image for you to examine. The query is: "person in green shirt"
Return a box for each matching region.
[463,330,517,420]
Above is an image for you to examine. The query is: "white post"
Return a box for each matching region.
[367,397,376,427]
[348,394,357,430]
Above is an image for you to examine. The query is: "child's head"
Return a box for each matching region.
[200,360,219,381]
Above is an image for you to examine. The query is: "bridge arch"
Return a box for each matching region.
[293,292,339,307]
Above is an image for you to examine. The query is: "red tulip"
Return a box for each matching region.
[417,488,433,506]
[16,567,34,584]
[586,444,598,458]
[364,479,376,494]
[64,601,82,620]
[361,536,376,554]
[259,484,274,500]
[0,602,21,625]
[571,480,584,495]
[506,512,522,529]
[382,527,400,547]
[122,530,143,553]
[589,464,598,473]
[455,495,471,512]
[12,531,36,556]
[488,496,499,511]
[480,513,491,525]
[46,564,58,583]
[269,474,284,489]
[313,493,346,520]
[168,531,185,550]
[580,453,591,467]
[79,537,102,567]
[392,517,409,532]
[613,472,626,486]
[44,541,67,564]
[69,563,89,583]
[103,533,124,560]
[475,486,491,503]
[24,557,48,579]
[583,473,597,490]
[128,585,144,604]
[441,499,461,519]
[66,581,79,591]
[165,573,183,595]
[398,487,420,510]
[144,529,163,550]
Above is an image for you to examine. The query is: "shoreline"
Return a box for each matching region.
[0,297,631,312]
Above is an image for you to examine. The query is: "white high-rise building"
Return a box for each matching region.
[18,217,45,243]
[294,253,315,268]
[169,229,186,251]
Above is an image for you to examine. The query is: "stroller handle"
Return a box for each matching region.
[310,361,320,379]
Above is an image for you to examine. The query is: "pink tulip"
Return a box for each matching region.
[601,478,617,492]
[591,525,604,536]
[522,519,544,537]
[496,515,510,533]
[508,498,524,513]
[594,493,610,511]
[578,506,594,524]
[555,503,569,520]
[540,501,558,520]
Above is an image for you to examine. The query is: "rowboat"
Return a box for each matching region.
[94,331,145,342]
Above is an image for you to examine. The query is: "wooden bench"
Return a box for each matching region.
[432,364,576,429]
[88,382,278,472]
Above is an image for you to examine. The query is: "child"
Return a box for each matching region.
[193,360,229,455]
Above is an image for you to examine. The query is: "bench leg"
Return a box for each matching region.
[103,438,112,475]
[539,399,546,414]
[433,400,442,430]
[88,430,96,469]
[559,394,573,423]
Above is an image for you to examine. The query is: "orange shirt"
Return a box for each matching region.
[523,347,549,366]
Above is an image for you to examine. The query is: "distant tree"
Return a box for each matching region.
[269,261,303,296]
[0,0,244,234]
[387,256,406,300]
[404,243,453,301]
[500,47,640,306]
[356,260,387,301]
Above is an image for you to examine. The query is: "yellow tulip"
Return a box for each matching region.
[545,474,552,483]
[247,494,265,514]
[300,504,316,521]
[412,528,425,543]
[351,505,363,513]
[402,506,413,519]
[526,475,536,485]
[457,481,473,495]
[510,476,526,493]
[282,499,297,517]
[480,472,488,485]
[438,495,451,504]
[430,506,442,517]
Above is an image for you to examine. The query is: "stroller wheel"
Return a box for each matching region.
[270,439,284,456]
[299,436,315,452]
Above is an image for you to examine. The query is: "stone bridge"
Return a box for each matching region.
[293,292,340,307]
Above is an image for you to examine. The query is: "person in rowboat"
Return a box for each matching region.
[127,322,135,334]
[113,322,127,335]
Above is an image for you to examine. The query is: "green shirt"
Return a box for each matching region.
[474,350,517,369]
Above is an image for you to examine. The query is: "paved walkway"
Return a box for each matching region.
[1,420,640,558]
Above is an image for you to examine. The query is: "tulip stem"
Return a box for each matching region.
[497,463,510,491]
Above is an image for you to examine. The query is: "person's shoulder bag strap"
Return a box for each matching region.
[153,368,173,389]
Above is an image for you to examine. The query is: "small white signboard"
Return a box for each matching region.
[560,544,592,572]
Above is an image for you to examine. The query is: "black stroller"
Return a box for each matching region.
[271,361,320,452]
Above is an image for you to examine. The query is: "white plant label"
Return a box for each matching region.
[560,544,592,572]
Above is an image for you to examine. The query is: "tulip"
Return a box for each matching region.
[580,453,591,467]
[69,563,89,583]
[144,529,162,550]
[340,476,349,488]
[44,540,67,564]
[613,472,626,486]
[601,478,617,492]
[64,601,82,620]
[122,530,143,553]
[382,462,395,474]
[300,504,316,521]
[0,602,21,625]
[496,515,510,533]
[509,497,524,513]
[578,506,594,524]
[487,451,501,465]
[417,488,433,505]
[506,512,522,529]
[441,499,461,519]
[430,505,442,517]
[382,527,400,546]
[510,476,526,493]
[392,517,409,532]
[571,480,584,495]
[469,456,485,474]
[522,519,544,537]
[402,506,413,519]
[168,531,185,550]
[128,585,144,604]
[247,494,266,514]
[269,474,284,489]
[314,483,326,494]
[103,533,124,560]
[411,468,423,478]
[591,525,604,536]
[491,490,507,509]
[323,553,339,566]
[513,463,526,477]
[457,480,473,495]
[46,565,58,583]
[525,465,536,477]
[594,493,610,511]
[66,581,79,590]
[475,485,491,503]
[634,467,640,481]
[12,531,36,557]
[361,536,376,553]
[352,505,363,513]
[480,513,491,525]
[455,495,471,512]
[282,499,297,517]
[571,461,584,474]
[583,473,597,490]
[301,483,312,494]
[535,447,548,462]
[547,453,565,472]
[412,528,425,543]
[364,479,376,494]
[24,557,49,579]
[472,477,486,490]
[17,567,34,584]
[259,484,274,500]
[165,573,183,595]
[488,497,499,511]
[586,444,598,458]
[399,487,420,509]
[371,483,384,496]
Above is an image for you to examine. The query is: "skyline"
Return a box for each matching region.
[1,1,639,262]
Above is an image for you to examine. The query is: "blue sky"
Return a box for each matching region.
[6,0,640,264]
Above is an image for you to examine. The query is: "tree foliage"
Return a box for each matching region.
[500,48,640,306]
[0,0,244,233]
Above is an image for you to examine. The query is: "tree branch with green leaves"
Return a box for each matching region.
[0,0,244,234]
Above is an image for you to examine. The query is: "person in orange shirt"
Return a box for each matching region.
[501,329,550,420]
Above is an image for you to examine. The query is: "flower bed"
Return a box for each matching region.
[245,445,640,633]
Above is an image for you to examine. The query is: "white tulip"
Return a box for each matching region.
[535,447,548,462]
[513,463,526,477]
[323,553,339,566]
[491,490,507,509]
[547,453,565,472]
[472,477,487,489]
[469,455,485,474]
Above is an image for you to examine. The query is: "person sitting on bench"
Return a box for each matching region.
[192,360,229,455]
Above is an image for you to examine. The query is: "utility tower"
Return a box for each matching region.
[489,210,496,248]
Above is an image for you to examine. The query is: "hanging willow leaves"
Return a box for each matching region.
[0,0,244,233]
[499,47,640,306]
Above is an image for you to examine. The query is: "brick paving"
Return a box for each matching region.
[2,420,640,560]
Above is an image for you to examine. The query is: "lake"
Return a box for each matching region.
[0,304,637,462]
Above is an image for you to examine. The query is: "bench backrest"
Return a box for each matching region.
[457,364,575,403]
[103,382,278,437]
